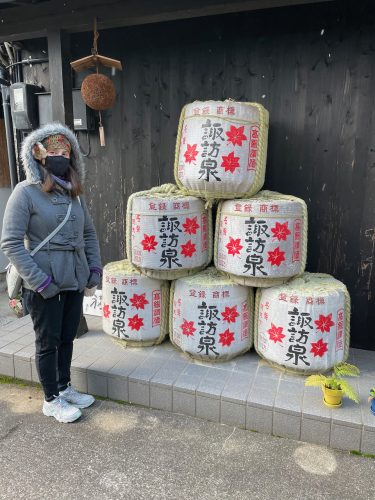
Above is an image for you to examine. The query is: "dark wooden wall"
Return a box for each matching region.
[21,0,375,349]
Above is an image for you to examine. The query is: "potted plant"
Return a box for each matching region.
[305,362,360,408]
[368,388,375,416]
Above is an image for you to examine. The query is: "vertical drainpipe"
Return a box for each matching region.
[0,67,18,190]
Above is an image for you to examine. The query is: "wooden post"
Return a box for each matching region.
[47,29,73,127]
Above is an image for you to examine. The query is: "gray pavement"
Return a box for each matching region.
[0,382,373,500]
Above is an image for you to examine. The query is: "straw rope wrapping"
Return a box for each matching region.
[253,272,351,375]
[174,101,269,200]
[103,259,170,347]
[126,184,213,280]
[169,267,254,363]
[214,190,308,288]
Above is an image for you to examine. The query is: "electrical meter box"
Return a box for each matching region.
[10,83,41,130]
[37,89,95,131]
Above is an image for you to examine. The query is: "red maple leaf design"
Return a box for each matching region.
[141,234,158,252]
[184,144,199,164]
[271,222,291,241]
[103,304,110,318]
[219,328,235,347]
[267,247,286,267]
[183,216,200,235]
[267,323,285,344]
[226,237,243,256]
[310,338,328,357]
[128,314,144,331]
[181,319,196,337]
[181,240,196,258]
[221,152,240,173]
[221,306,240,324]
[130,293,149,310]
[314,313,335,333]
[226,125,247,146]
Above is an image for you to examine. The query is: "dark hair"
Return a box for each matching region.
[41,165,83,198]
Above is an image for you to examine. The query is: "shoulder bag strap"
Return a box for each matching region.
[30,202,72,257]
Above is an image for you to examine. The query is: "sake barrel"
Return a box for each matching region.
[254,273,350,374]
[170,267,254,362]
[214,190,308,287]
[126,184,212,280]
[174,100,269,199]
[102,260,169,346]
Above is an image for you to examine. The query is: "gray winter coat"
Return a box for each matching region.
[1,122,101,293]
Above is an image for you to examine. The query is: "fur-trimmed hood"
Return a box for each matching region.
[20,122,85,184]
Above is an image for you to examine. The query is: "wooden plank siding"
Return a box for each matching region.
[20,1,375,349]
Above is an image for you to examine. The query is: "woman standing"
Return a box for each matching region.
[1,122,102,423]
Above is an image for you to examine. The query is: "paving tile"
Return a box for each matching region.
[70,369,87,392]
[255,361,282,380]
[87,372,108,397]
[302,387,332,422]
[300,417,331,447]
[274,381,304,416]
[14,358,32,381]
[108,376,128,402]
[196,394,220,423]
[173,389,195,417]
[2,315,32,332]
[361,429,375,455]
[173,364,210,394]
[0,342,24,356]
[129,351,173,383]
[221,371,254,404]
[0,339,11,349]
[232,352,260,374]
[247,376,279,410]
[128,380,149,407]
[0,354,14,377]
[220,400,246,428]
[273,411,301,440]
[358,384,375,431]
[246,406,273,434]
[331,382,362,429]
[197,368,231,399]
[108,351,150,378]
[151,357,188,388]
[150,385,172,412]
[88,353,125,375]
[330,422,362,452]
[14,345,35,361]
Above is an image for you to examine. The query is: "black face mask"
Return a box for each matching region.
[44,155,70,178]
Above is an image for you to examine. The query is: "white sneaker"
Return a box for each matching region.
[42,396,82,423]
[59,383,95,409]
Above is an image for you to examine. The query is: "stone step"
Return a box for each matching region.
[0,314,374,454]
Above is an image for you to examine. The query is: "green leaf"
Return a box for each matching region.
[333,362,360,378]
[338,379,359,403]
[305,375,327,387]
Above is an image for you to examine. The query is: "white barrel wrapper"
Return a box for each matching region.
[170,267,254,362]
[215,191,307,287]
[254,273,350,373]
[175,100,268,199]
[102,260,169,346]
[129,193,211,278]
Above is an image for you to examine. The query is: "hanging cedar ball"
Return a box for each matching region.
[81,73,116,110]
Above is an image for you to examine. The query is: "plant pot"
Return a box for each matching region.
[322,386,343,408]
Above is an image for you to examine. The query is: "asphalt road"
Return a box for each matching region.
[0,382,373,500]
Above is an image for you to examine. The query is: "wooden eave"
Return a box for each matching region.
[0,0,335,42]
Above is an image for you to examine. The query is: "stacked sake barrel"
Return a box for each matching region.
[102,98,350,371]
[170,267,254,362]
[102,260,169,346]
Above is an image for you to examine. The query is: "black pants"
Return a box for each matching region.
[22,289,84,401]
